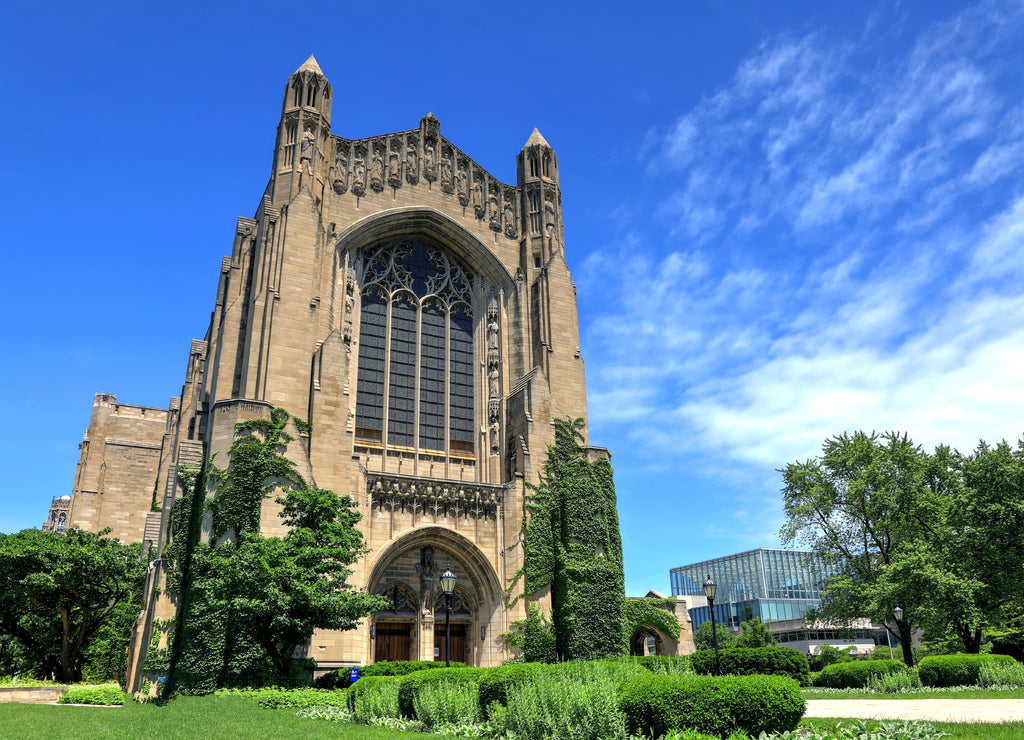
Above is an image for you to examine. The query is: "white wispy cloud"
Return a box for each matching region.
[583,0,1024,515]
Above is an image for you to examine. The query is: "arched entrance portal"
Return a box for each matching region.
[365,525,505,666]
[630,626,667,657]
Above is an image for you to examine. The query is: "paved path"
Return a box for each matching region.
[806,699,1024,723]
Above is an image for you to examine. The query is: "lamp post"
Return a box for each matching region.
[893,605,908,666]
[439,566,457,667]
[703,574,722,676]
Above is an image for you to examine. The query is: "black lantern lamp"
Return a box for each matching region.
[703,574,722,676]
[440,566,457,667]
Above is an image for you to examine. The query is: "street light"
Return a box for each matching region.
[439,565,457,667]
[892,606,908,666]
[703,574,722,676]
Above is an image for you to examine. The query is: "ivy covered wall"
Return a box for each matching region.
[520,418,628,660]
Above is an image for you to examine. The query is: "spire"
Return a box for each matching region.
[296,55,323,76]
[523,128,550,149]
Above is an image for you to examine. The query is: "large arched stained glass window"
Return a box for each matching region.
[355,238,476,458]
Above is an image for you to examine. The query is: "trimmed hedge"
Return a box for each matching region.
[618,673,805,738]
[397,666,485,718]
[691,647,810,685]
[918,654,1018,688]
[314,660,458,689]
[811,659,906,689]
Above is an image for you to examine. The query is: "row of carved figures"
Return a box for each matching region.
[328,135,519,238]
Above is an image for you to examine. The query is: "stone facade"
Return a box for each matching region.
[65,393,169,545]
[66,56,600,682]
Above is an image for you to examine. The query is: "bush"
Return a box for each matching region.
[348,675,401,722]
[618,673,805,739]
[865,666,923,693]
[214,686,348,708]
[978,657,1024,688]
[478,663,544,714]
[812,659,906,689]
[608,655,691,675]
[691,646,810,685]
[397,666,484,718]
[313,660,452,689]
[58,683,127,705]
[490,661,627,740]
[918,653,1018,687]
[412,678,482,729]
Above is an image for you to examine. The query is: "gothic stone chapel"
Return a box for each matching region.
[65,56,603,682]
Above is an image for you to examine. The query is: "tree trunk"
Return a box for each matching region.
[898,620,914,666]
[958,626,983,653]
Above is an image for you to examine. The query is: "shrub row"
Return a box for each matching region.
[313,659,455,689]
[57,683,127,705]
[691,647,810,685]
[811,659,907,689]
[918,654,1017,687]
[397,666,484,717]
[618,673,805,738]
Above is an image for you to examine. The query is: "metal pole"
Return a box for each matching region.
[709,599,722,676]
[445,593,452,668]
[885,620,894,660]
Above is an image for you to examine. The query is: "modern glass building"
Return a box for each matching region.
[670,548,836,630]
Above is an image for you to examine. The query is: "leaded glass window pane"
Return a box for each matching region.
[449,302,474,454]
[388,291,417,449]
[355,286,386,443]
[419,298,446,452]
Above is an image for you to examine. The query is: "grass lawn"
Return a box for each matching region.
[0,694,447,740]
[804,718,1024,739]
[803,688,1024,700]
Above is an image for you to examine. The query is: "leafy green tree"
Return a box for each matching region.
[810,644,857,671]
[736,618,776,648]
[0,528,146,682]
[167,408,386,692]
[779,431,948,665]
[693,620,737,652]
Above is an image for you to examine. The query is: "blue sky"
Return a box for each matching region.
[3,0,1023,596]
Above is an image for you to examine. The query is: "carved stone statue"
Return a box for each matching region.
[406,142,418,183]
[488,191,500,226]
[353,155,366,192]
[441,156,453,192]
[488,366,499,398]
[472,180,484,217]
[457,167,468,205]
[301,130,315,164]
[371,150,384,190]
[331,153,348,194]
[388,150,401,186]
[504,198,515,236]
[424,141,436,180]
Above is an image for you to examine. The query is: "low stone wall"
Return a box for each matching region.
[0,686,69,704]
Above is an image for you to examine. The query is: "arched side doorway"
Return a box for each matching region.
[365,525,504,666]
[373,581,418,663]
[629,625,676,657]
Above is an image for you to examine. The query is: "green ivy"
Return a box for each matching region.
[162,407,383,695]
[517,418,627,661]
[622,598,681,642]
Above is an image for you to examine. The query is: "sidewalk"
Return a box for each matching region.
[805,699,1024,723]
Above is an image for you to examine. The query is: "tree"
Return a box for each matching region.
[693,620,737,652]
[0,528,146,682]
[779,431,947,665]
[166,408,386,692]
[736,617,776,648]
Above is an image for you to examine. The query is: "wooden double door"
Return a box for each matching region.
[372,621,469,664]
[374,623,411,662]
[434,623,467,664]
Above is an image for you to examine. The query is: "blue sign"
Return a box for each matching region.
[349,668,359,682]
